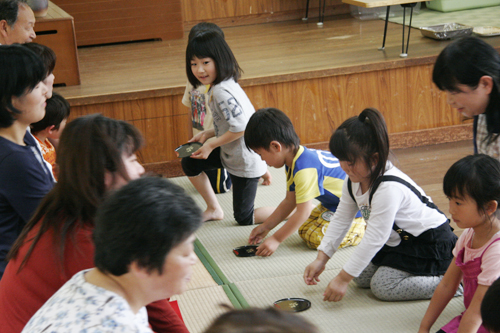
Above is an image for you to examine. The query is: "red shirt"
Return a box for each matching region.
[0,221,188,333]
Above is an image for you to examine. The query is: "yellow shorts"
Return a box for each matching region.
[298,204,366,250]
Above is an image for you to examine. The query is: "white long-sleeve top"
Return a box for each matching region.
[317,163,447,277]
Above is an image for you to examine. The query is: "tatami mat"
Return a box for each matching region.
[193,220,356,283]
[171,285,233,333]
[170,167,356,283]
[169,166,288,221]
[387,6,500,29]
[235,269,465,333]
[170,152,467,333]
[186,259,219,291]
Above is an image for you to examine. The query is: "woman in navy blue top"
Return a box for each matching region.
[0,45,53,279]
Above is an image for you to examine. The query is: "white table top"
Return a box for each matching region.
[342,0,429,8]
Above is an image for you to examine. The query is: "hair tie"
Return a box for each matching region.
[358,113,371,125]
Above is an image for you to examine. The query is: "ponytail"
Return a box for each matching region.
[330,108,390,187]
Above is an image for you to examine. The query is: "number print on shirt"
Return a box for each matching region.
[219,97,242,121]
[315,150,340,168]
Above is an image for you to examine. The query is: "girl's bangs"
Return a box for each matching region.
[187,37,214,62]
[434,66,461,92]
[329,129,359,163]
[443,166,475,200]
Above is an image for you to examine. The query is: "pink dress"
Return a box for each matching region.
[441,236,500,332]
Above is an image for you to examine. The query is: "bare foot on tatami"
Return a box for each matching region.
[203,208,224,222]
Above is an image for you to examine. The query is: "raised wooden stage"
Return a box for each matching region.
[54,14,500,176]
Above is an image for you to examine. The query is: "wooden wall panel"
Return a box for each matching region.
[281,79,332,143]
[68,95,191,164]
[54,0,183,46]
[68,63,463,165]
[244,63,460,149]
[243,84,279,110]
[131,115,191,162]
[384,68,409,133]
[182,0,350,28]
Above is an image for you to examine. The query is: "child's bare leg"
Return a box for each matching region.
[188,172,224,222]
[254,206,299,224]
[254,207,276,224]
[260,169,272,186]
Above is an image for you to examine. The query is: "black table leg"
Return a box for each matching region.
[400,3,417,57]
[317,0,326,26]
[405,5,414,54]
[303,0,310,21]
[379,6,390,50]
[322,0,327,23]
[401,5,406,56]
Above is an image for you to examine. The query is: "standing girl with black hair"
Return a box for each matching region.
[304,108,457,302]
[182,30,273,225]
[420,154,500,333]
[433,36,500,160]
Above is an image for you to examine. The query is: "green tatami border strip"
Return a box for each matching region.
[194,239,251,310]
[194,239,224,285]
[228,283,249,309]
[194,238,229,284]
[222,285,243,309]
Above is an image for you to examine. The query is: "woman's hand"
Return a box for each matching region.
[322,270,353,302]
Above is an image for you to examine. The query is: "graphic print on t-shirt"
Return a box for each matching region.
[190,89,207,130]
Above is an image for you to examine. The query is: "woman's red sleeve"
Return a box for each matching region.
[146,299,189,333]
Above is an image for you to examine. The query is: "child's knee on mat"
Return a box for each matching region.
[369,267,409,301]
[234,210,254,226]
[369,267,442,301]
[353,263,378,288]
[353,276,371,289]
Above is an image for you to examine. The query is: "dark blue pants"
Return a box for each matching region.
[182,147,259,225]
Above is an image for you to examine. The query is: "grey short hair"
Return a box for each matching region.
[0,0,28,26]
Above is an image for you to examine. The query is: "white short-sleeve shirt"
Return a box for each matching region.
[22,270,152,333]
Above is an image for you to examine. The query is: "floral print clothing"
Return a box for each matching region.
[475,114,500,161]
[22,270,152,333]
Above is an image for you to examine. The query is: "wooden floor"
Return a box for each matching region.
[393,139,474,236]
[56,14,500,105]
